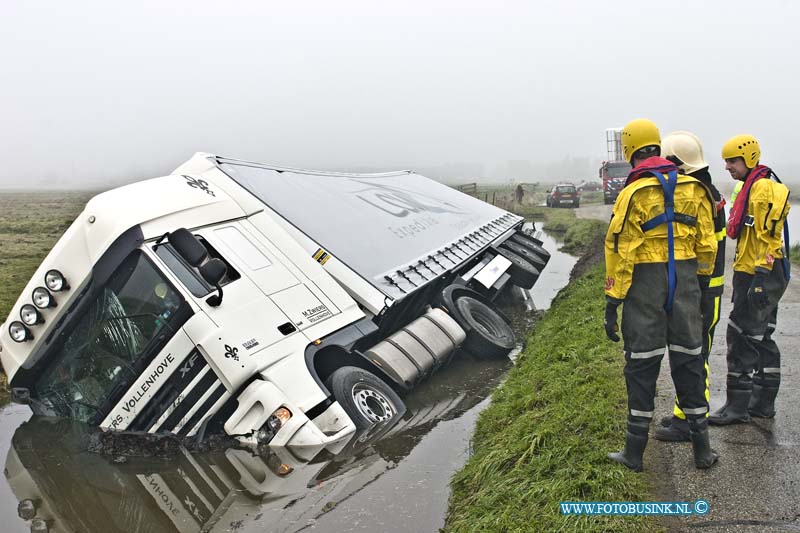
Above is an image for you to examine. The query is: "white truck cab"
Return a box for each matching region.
[0,154,550,454]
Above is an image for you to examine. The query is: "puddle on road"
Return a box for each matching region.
[0,229,577,533]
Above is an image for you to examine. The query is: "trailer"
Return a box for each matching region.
[0,153,550,454]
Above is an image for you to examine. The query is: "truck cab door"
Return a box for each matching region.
[148,224,326,393]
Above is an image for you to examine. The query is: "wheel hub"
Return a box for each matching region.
[352,384,396,423]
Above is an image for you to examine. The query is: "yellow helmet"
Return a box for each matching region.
[721,134,760,169]
[662,131,708,174]
[621,119,660,163]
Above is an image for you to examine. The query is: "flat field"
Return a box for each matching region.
[0,191,91,340]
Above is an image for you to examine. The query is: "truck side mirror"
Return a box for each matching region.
[168,228,208,267]
[200,258,226,286]
[200,258,227,307]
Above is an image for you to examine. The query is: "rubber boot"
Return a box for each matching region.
[608,417,649,472]
[659,415,673,427]
[688,419,718,469]
[748,384,779,418]
[654,415,690,442]
[708,389,751,426]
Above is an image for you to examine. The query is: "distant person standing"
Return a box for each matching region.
[604,119,718,471]
[709,135,791,425]
[655,131,727,441]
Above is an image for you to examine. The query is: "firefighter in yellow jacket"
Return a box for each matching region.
[709,135,791,425]
[604,119,718,471]
[656,131,727,442]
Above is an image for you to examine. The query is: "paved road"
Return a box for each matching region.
[576,203,800,532]
[651,239,800,532]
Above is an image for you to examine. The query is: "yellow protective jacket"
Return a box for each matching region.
[605,174,717,301]
[733,178,791,274]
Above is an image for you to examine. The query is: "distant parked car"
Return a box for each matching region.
[578,181,602,192]
[546,184,580,208]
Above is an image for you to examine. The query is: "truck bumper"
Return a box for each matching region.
[224,379,355,456]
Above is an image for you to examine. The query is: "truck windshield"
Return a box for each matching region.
[32,251,191,423]
[607,163,631,179]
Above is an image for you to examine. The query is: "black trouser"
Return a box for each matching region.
[621,260,708,421]
[726,262,788,391]
[672,285,722,418]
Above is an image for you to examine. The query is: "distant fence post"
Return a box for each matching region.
[456,183,478,197]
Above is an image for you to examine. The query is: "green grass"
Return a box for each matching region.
[446,211,656,532]
[0,192,91,401]
[791,243,800,265]
[512,205,606,256]
[579,191,604,204]
[0,372,9,405]
[445,261,656,533]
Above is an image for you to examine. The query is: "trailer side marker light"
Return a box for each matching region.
[313,339,322,345]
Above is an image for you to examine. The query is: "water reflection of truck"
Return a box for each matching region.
[600,128,632,204]
[6,357,509,533]
[0,153,550,455]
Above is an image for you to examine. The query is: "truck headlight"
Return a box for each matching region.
[20,304,42,326]
[45,269,68,292]
[32,287,54,309]
[9,322,31,343]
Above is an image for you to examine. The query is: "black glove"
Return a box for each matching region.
[748,270,770,310]
[604,298,621,342]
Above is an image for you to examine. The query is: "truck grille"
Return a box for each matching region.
[127,349,229,436]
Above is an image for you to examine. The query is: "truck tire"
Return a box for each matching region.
[327,366,406,429]
[496,247,540,289]
[508,234,551,265]
[500,241,547,271]
[454,296,516,358]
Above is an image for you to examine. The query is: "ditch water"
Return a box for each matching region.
[0,228,577,533]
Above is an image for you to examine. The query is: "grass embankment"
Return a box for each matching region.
[0,192,91,402]
[446,214,657,533]
[514,205,607,256]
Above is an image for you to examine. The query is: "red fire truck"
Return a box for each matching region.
[599,128,631,205]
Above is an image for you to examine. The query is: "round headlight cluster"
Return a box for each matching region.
[32,287,54,309]
[45,269,68,292]
[9,322,31,343]
[7,269,69,343]
[20,304,42,326]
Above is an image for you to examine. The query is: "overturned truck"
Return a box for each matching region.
[0,154,550,454]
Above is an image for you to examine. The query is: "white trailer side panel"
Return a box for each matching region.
[215,159,521,300]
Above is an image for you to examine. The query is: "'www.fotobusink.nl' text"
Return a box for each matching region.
[560,500,709,516]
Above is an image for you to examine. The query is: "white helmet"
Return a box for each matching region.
[662,131,708,174]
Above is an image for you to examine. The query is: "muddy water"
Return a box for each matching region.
[0,230,576,533]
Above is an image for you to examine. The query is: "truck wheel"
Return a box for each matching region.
[509,234,551,265]
[454,296,516,358]
[500,241,547,271]
[496,247,540,289]
[327,366,405,429]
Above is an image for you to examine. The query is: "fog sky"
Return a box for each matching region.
[1,0,799,188]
